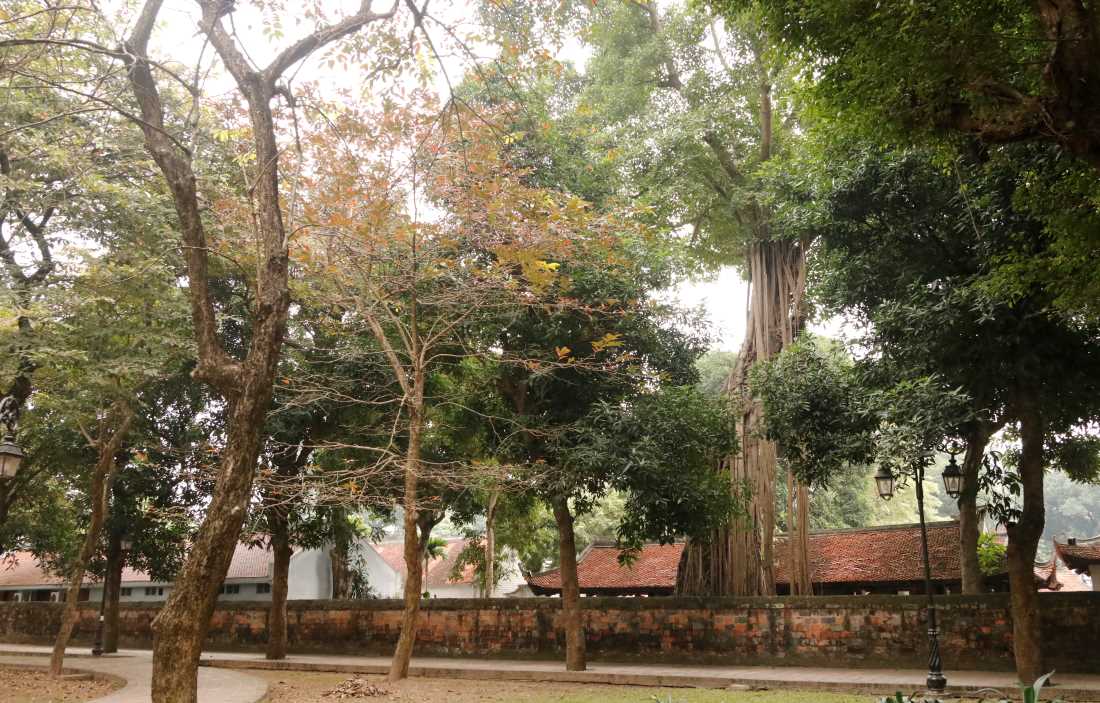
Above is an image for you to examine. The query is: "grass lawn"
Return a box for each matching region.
[256,670,879,703]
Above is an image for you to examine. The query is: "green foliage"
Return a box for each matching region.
[719,0,1100,320]
[977,532,1007,576]
[751,337,873,488]
[695,350,738,398]
[562,386,740,555]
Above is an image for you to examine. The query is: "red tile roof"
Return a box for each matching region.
[528,522,971,594]
[1036,555,1093,592]
[373,539,477,587]
[1054,537,1100,575]
[527,542,682,595]
[0,542,275,589]
[775,521,961,586]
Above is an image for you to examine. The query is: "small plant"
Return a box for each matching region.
[879,672,1063,703]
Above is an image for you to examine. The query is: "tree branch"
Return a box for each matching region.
[263,0,400,87]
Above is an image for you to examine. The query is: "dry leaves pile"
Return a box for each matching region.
[321,676,392,698]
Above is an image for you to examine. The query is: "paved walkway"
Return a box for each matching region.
[199,650,1100,700]
[0,645,268,703]
[5,644,1100,700]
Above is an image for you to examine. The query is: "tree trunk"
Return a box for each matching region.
[103,531,124,654]
[959,423,998,594]
[678,240,809,596]
[388,400,425,682]
[148,404,275,700]
[483,490,499,598]
[785,471,812,594]
[50,406,133,676]
[122,2,392,699]
[266,512,292,660]
[552,496,585,671]
[1005,396,1046,683]
[330,540,351,599]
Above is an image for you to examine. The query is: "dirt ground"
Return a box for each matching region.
[255,670,877,703]
[0,665,121,703]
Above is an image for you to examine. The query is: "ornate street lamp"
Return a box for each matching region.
[0,434,25,479]
[941,450,963,500]
[872,449,960,694]
[874,465,896,501]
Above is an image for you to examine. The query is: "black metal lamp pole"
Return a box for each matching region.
[913,460,947,693]
[875,447,964,695]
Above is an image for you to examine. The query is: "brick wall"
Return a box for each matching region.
[1,593,1096,672]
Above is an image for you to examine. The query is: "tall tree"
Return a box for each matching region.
[802,144,1100,681]
[477,0,814,597]
[0,2,405,697]
[727,0,1100,321]
[33,248,191,674]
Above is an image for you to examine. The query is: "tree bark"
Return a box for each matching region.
[103,531,124,654]
[958,422,999,594]
[121,2,396,698]
[483,489,499,598]
[552,496,585,671]
[50,405,133,676]
[266,511,292,660]
[678,239,809,596]
[1005,392,1046,683]
[388,398,425,682]
[330,540,351,599]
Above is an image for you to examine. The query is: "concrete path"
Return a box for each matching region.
[5,643,1100,700]
[0,645,268,703]
[198,650,1100,701]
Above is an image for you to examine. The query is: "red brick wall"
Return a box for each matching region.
[1,593,1096,672]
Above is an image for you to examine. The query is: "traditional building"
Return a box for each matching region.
[0,542,330,603]
[1053,536,1100,591]
[528,521,1031,597]
[0,537,528,603]
[366,539,528,598]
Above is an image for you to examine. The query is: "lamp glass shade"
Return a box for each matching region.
[942,458,963,499]
[874,466,895,501]
[0,436,24,479]
[119,536,133,551]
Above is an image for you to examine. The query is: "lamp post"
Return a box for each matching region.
[873,445,964,694]
[0,434,25,479]
[92,533,132,656]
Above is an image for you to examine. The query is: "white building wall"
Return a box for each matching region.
[288,548,332,600]
[358,542,402,598]
[426,583,479,598]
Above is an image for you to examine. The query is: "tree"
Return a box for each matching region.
[722,0,1100,321]
[0,45,155,536]
[751,337,874,572]
[0,2,406,697]
[484,220,717,669]
[31,248,191,674]
[734,0,1100,171]
[802,144,1100,682]
[579,0,813,597]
